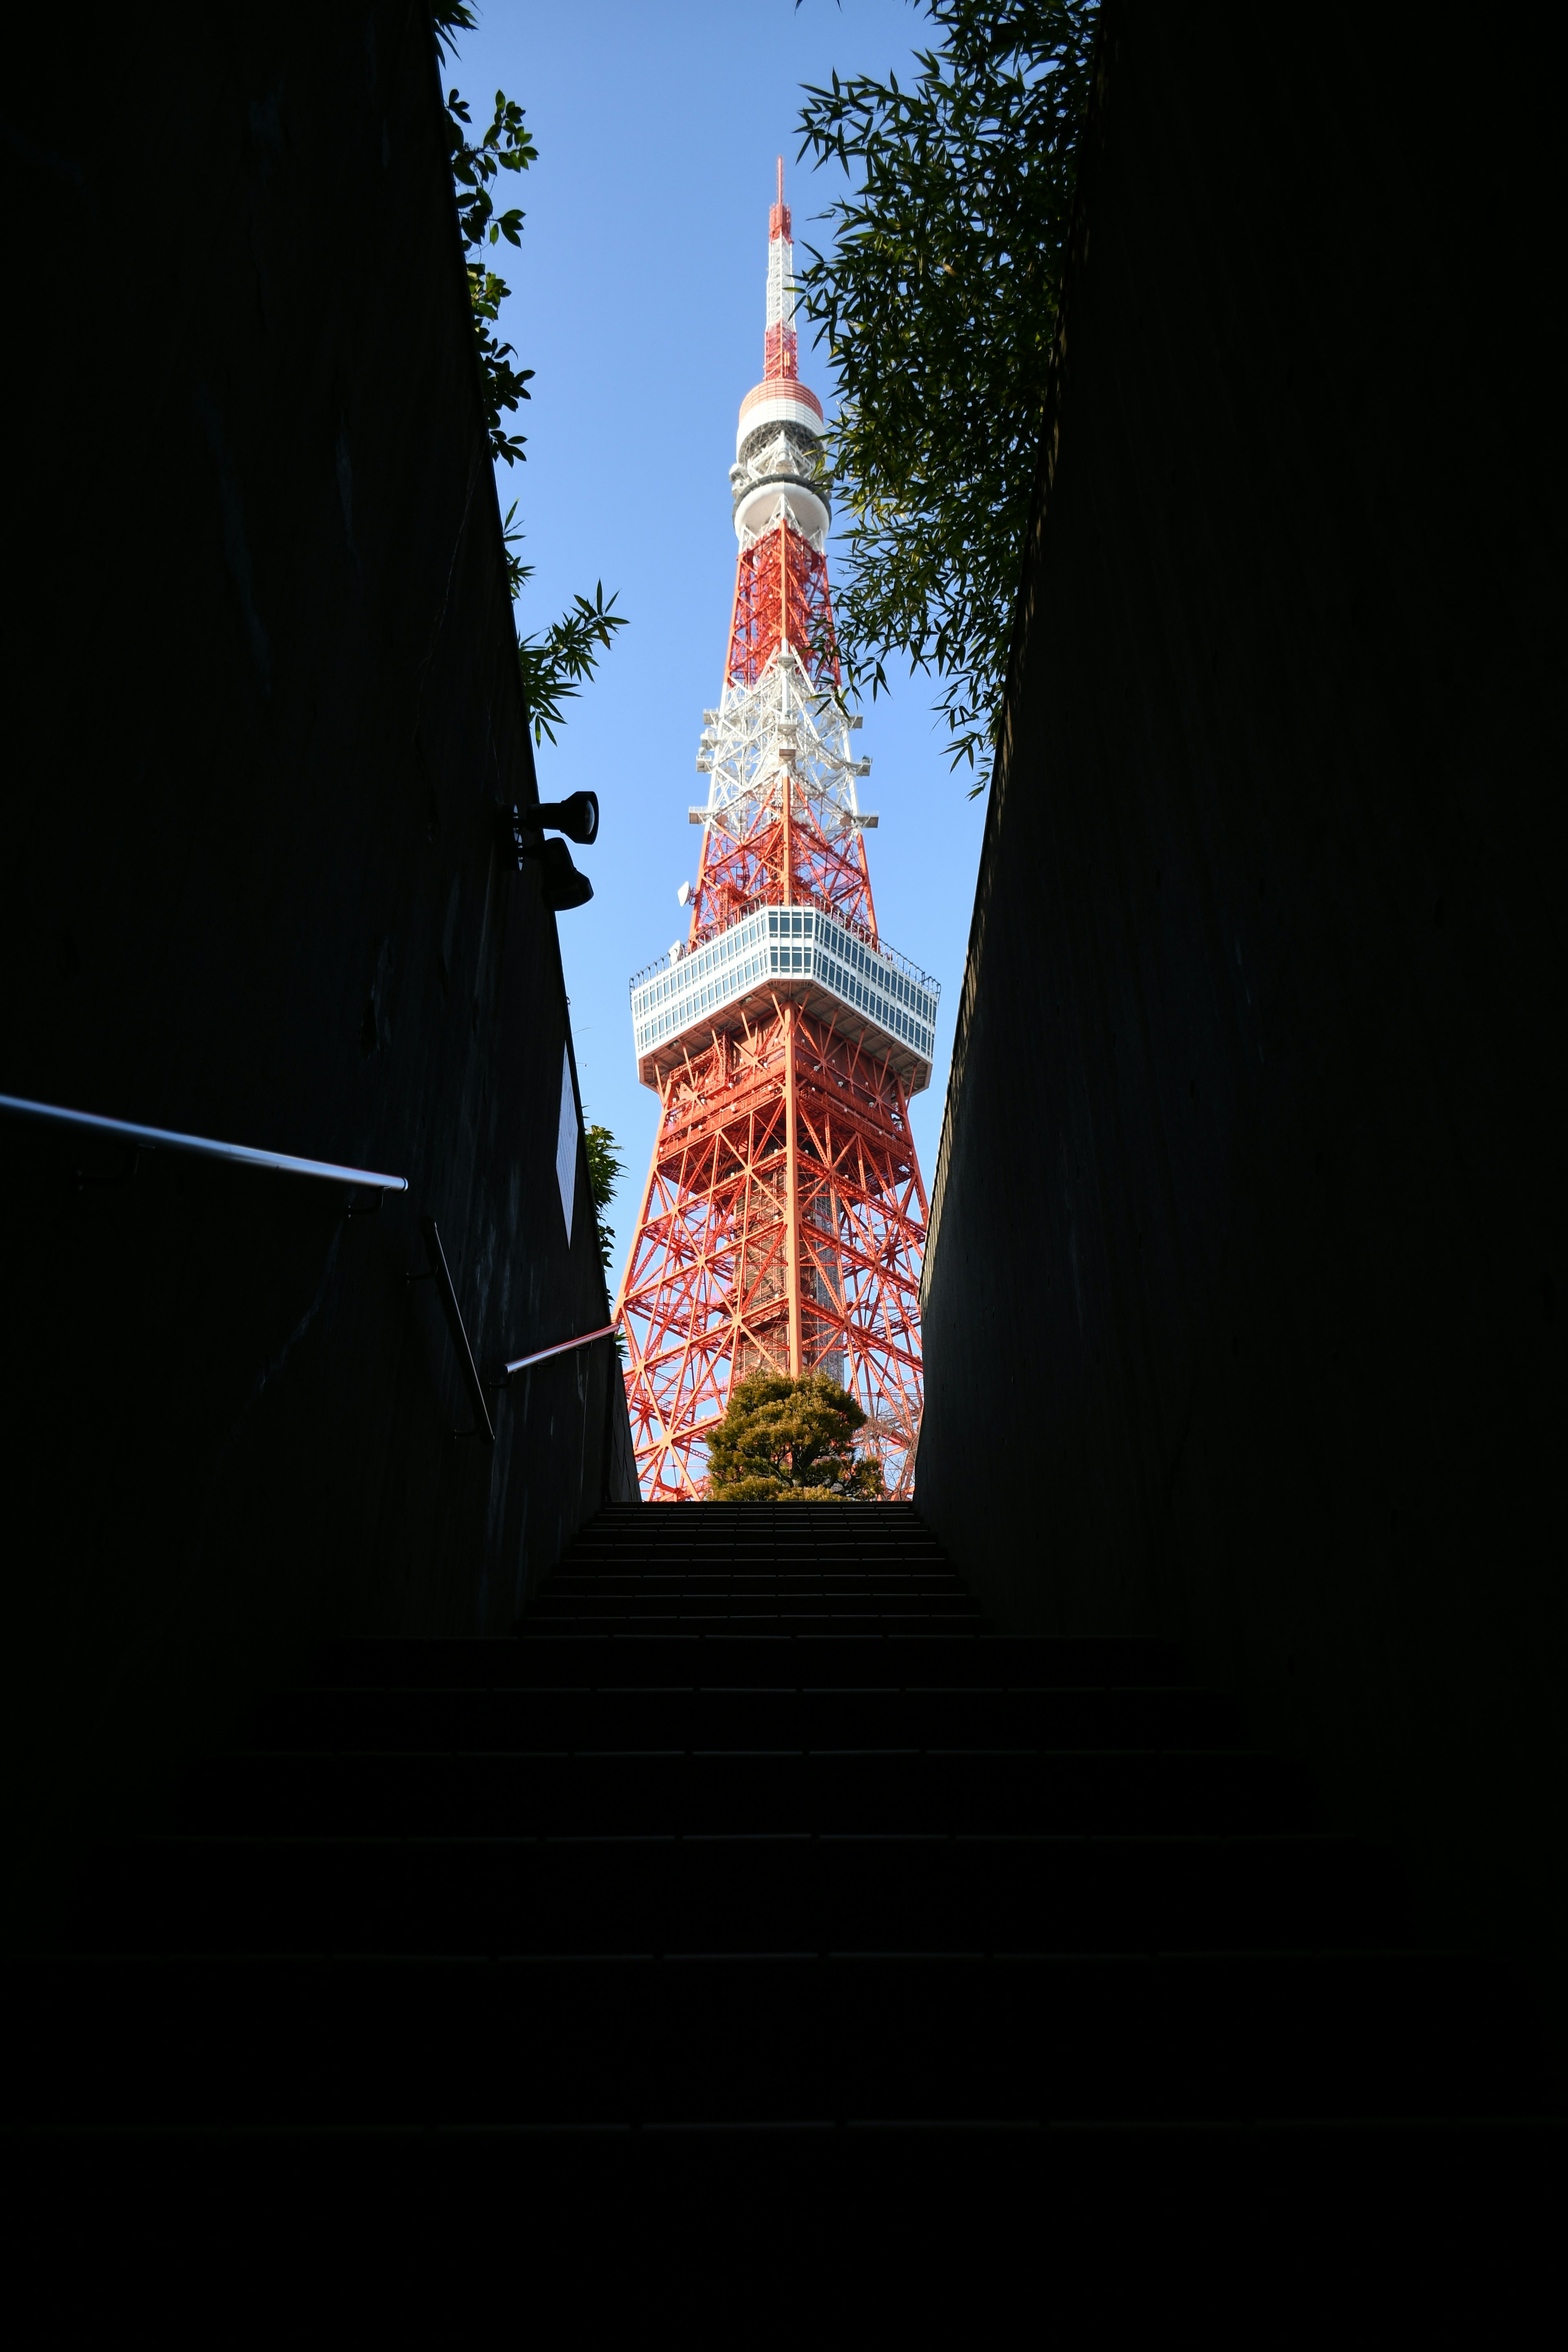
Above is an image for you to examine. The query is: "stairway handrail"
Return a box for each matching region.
[503,1321,619,1379]
[4,1094,624,1435]
[0,1092,408,1196]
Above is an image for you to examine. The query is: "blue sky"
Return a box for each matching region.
[450,1,988,1284]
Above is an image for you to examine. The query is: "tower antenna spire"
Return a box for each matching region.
[616,180,938,1503]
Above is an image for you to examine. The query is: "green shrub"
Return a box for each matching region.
[707,1372,885,1502]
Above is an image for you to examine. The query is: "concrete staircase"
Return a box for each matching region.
[7,1501,1559,2232]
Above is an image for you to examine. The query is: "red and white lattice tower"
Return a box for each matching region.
[615,165,940,1502]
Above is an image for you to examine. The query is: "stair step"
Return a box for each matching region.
[179,1745,1314,1837]
[538,1577,973,1598]
[533,1599,987,1618]
[5,1949,1544,2129]
[251,1681,1245,1756]
[526,1613,988,1639]
[309,1634,1191,1690]
[559,1552,958,1570]
[21,1503,1553,2167]
[78,1829,1408,1956]
[12,2116,1562,2250]
[563,1532,951,1550]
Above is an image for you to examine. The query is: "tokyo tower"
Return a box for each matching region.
[615,165,940,1503]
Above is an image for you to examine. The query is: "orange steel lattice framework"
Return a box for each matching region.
[615,169,938,1501]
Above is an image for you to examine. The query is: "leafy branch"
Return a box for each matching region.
[502,506,628,746]
[446,82,536,466]
[585,1121,628,1354]
[433,8,626,737]
[795,1,1097,791]
[584,1123,626,1276]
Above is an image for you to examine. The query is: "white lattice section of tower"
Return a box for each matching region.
[694,648,868,842]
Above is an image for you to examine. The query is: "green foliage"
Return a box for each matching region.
[430,3,477,67]
[445,79,537,468]
[707,1372,886,1503]
[584,1121,628,1357]
[795,0,1097,791]
[465,258,533,470]
[448,86,535,254]
[503,501,629,745]
[518,585,628,746]
[583,1123,626,1276]
[434,10,626,737]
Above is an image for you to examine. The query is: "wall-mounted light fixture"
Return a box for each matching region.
[529,791,599,845]
[499,795,599,911]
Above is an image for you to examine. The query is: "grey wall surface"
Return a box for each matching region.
[916,2,1566,2029]
[0,4,634,1930]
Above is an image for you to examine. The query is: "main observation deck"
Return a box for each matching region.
[630,901,940,1096]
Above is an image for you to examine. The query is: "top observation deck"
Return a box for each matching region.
[630,899,939,1096]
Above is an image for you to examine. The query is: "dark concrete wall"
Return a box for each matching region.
[0,4,635,1923]
[917,3,1567,2027]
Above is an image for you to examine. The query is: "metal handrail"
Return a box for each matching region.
[4,1093,619,1437]
[503,1321,619,1381]
[416,1217,494,1443]
[0,1093,408,1196]
[414,1226,618,1434]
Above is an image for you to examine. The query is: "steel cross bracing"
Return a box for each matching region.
[615,171,938,1503]
[617,998,927,1501]
[686,635,878,949]
[728,506,838,693]
[617,627,938,1501]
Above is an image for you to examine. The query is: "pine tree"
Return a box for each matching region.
[707,1373,885,1502]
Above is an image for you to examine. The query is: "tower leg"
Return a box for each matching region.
[783,1003,803,1378]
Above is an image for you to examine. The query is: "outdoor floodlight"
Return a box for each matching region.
[531,791,599,845]
[530,836,594,912]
